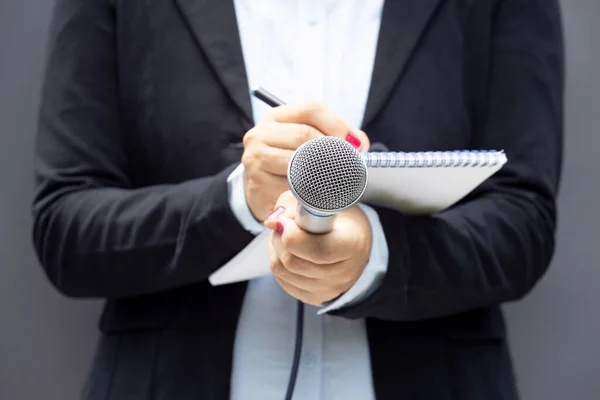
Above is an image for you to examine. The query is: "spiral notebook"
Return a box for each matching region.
[208,150,507,286]
[360,149,507,214]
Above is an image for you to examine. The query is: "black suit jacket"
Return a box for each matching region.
[33,0,564,399]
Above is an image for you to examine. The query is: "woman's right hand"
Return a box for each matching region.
[241,101,369,221]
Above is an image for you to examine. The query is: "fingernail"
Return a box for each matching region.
[345,131,362,150]
[276,222,284,235]
[266,206,286,221]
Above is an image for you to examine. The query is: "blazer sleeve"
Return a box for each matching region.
[32,0,254,299]
[331,0,564,321]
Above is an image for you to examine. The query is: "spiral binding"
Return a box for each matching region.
[363,150,506,168]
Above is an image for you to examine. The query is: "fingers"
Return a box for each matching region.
[241,143,294,175]
[266,101,370,151]
[241,122,299,220]
[244,171,289,199]
[264,191,297,229]
[270,228,358,280]
[268,100,350,137]
[263,122,325,150]
[270,257,322,290]
[267,215,353,264]
[352,129,370,152]
[274,276,343,306]
[273,275,321,306]
[266,201,372,305]
[269,245,347,305]
[243,122,323,152]
[264,191,355,263]
[244,172,289,221]
[270,232,328,279]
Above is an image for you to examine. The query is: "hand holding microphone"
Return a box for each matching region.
[264,136,373,305]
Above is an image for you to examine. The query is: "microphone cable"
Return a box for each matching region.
[284,300,304,400]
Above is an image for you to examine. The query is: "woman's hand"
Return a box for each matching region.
[241,101,369,221]
[264,191,373,305]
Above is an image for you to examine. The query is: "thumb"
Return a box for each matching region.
[267,101,370,152]
[264,191,297,230]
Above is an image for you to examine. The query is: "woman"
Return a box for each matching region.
[33,0,563,399]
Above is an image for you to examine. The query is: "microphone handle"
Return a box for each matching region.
[295,203,336,234]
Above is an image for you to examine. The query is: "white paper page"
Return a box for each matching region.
[362,163,505,214]
[208,230,271,285]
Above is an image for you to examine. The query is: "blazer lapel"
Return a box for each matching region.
[362,0,444,128]
[175,0,253,124]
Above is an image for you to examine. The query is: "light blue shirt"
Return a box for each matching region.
[228,1,387,399]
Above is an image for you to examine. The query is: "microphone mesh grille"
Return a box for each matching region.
[289,136,367,212]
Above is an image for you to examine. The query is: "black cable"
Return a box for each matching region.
[284,300,304,400]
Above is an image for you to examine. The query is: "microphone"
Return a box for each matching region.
[287,136,368,234]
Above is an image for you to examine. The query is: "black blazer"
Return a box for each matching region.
[33,0,564,399]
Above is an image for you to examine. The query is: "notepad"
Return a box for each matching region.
[361,150,507,214]
[208,150,507,286]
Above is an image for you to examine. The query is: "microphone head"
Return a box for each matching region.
[288,136,368,214]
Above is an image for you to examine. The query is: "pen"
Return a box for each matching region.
[251,86,286,107]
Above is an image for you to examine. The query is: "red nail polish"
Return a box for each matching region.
[276,222,284,235]
[345,131,362,150]
[266,206,285,221]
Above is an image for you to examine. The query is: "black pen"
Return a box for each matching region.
[252,86,286,107]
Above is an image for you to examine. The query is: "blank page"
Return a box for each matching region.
[362,150,507,214]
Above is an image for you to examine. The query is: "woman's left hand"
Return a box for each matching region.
[264,191,373,305]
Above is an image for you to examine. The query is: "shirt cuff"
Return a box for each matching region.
[317,203,389,315]
[226,164,265,236]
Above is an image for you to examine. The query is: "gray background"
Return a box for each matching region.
[0,0,597,399]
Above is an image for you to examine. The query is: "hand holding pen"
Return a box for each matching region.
[242,87,370,221]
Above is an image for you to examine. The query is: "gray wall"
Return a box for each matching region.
[503,0,600,398]
[0,1,597,399]
[0,1,102,399]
